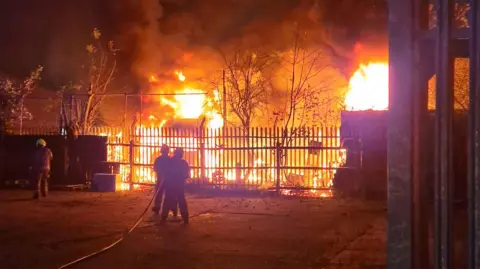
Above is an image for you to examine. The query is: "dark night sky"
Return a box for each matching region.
[0,0,115,87]
[0,0,387,90]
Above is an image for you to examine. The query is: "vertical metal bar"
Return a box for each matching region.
[245,127,249,186]
[386,0,415,268]
[223,69,227,124]
[412,0,431,268]
[129,139,134,190]
[19,98,24,135]
[139,92,143,129]
[276,141,281,194]
[329,126,333,187]
[58,97,63,134]
[255,127,259,186]
[260,127,264,186]
[434,0,454,268]
[233,127,238,186]
[222,127,226,186]
[123,94,127,141]
[69,95,74,125]
[214,127,218,185]
[320,126,324,185]
[412,59,431,269]
[468,0,480,268]
[200,118,206,182]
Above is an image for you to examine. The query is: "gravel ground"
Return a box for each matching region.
[0,189,386,269]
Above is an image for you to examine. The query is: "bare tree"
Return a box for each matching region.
[221,47,272,131]
[55,28,118,185]
[0,66,43,177]
[218,47,274,183]
[0,66,43,137]
[274,26,337,140]
[273,25,340,187]
[59,28,118,135]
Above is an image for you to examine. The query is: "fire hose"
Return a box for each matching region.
[57,184,163,269]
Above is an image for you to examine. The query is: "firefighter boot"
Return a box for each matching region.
[172,207,178,218]
[182,214,189,225]
[41,184,48,197]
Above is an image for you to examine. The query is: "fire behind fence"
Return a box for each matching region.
[17,126,346,193]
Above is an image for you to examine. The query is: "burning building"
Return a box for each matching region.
[339,59,469,200]
[337,61,389,198]
[95,67,350,194]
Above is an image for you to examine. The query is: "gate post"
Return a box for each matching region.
[235,162,242,184]
[199,118,207,183]
[200,141,206,182]
[275,142,281,194]
[387,0,416,267]
[469,0,480,267]
[129,140,134,190]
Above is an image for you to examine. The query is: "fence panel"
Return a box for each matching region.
[12,125,346,191]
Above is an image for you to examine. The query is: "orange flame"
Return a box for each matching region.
[175,71,186,82]
[100,68,345,194]
[102,126,345,192]
[152,71,223,127]
[345,62,389,111]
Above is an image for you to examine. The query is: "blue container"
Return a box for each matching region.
[91,173,122,192]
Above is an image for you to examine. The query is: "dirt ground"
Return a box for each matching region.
[0,189,386,269]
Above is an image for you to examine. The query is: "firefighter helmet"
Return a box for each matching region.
[174,147,184,158]
[36,138,47,147]
[160,144,170,155]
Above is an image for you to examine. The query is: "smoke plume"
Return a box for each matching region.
[110,0,387,125]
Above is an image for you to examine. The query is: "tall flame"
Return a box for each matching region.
[100,69,344,195]
[152,71,224,128]
[345,62,389,111]
[161,89,206,119]
[175,71,186,82]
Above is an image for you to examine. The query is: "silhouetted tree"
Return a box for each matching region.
[0,66,43,137]
[59,28,118,134]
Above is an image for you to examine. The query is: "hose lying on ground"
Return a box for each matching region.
[57,185,162,269]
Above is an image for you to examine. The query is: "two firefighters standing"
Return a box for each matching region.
[152,145,190,224]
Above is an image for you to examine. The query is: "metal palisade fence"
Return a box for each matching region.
[16,126,346,191]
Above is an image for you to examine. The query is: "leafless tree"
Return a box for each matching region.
[0,66,43,136]
[273,25,341,186]
[221,47,273,131]
[218,46,276,183]
[0,66,42,176]
[54,28,118,184]
[274,27,338,140]
[59,28,118,135]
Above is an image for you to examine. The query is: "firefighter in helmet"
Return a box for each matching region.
[152,144,178,216]
[161,147,190,224]
[32,138,53,199]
